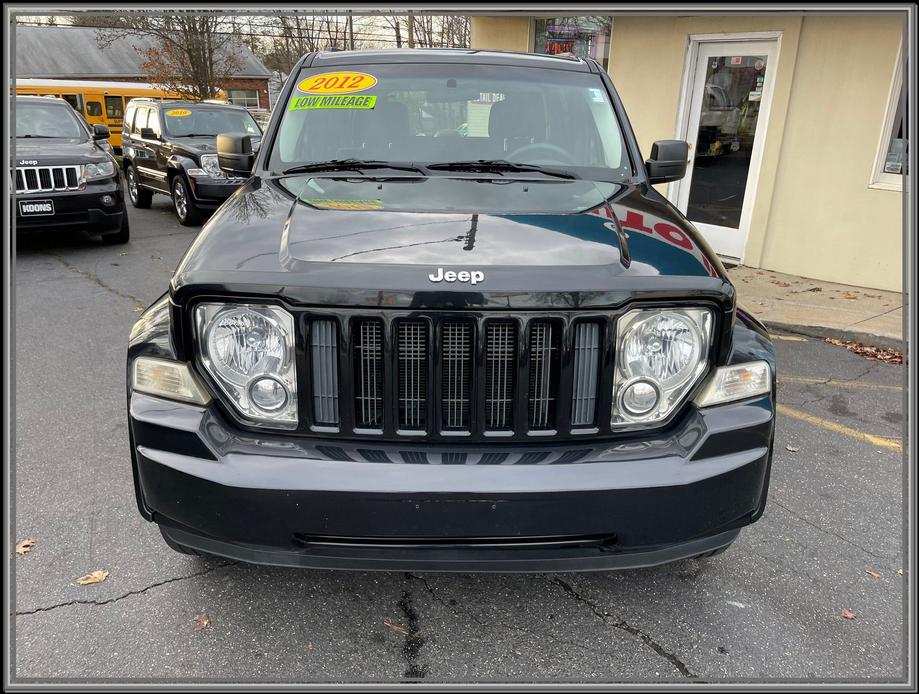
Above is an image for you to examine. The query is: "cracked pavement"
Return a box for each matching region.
[12,198,907,683]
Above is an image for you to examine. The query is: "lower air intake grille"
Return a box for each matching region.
[310,319,339,426]
[397,321,428,431]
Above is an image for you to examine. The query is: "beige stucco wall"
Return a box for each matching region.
[471,14,904,291]
[470,16,532,52]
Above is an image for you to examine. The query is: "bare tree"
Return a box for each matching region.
[92,12,244,100]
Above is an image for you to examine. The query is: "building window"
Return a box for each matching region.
[228,89,260,109]
[871,50,907,190]
[534,16,612,70]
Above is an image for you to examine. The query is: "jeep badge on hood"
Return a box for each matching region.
[428,268,485,285]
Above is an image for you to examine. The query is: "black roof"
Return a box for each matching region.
[310,48,593,72]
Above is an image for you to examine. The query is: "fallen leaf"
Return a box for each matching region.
[304,642,315,653]
[866,569,881,578]
[840,608,856,620]
[769,279,791,287]
[785,444,800,452]
[897,569,904,575]
[119,252,127,256]
[193,613,210,631]
[15,538,35,555]
[804,286,822,292]
[824,338,903,365]
[76,569,109,585]
[842,291,859,300]
[383,617,410,636]
[132,306,145,312]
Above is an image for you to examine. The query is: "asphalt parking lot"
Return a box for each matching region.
[12,196,907,683]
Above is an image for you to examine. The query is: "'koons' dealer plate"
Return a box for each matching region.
[18,199,55,216]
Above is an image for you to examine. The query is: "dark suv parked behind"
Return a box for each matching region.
[121,99,262,226]
[14,95,129,244]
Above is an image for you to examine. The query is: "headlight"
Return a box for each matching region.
[198,154,225,179]
[612,308,712,426]
[195,303,298,427]
[83,160,115,180]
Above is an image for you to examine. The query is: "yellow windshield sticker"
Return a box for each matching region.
[289,95,376,111]
[302,198,383,211]
[166,109,192,117]
[297,71,377,95]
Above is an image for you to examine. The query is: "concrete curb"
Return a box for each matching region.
[764,321,905,352]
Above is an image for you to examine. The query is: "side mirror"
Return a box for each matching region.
[139,127,158,140]
[217,133,254,177]
[645,140,689,184]
[92,123,110,141]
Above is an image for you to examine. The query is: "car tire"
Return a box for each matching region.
[125,165,152,209]
[171,174,203,227]
[159,526,206,557]
[101,209,130,245]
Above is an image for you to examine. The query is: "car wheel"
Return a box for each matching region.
[171,175,203,226]
[125,165,152,209]
[159,526,206,557]
[101,209,130,245]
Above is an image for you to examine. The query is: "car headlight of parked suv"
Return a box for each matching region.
[83,160,116,181]
[197,154,226,179]
[194,303,298,427]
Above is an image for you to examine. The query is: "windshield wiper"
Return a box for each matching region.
[18,135,59,139]
[282,159,425,175]
[172,133,215,138]
[426,159,578,180]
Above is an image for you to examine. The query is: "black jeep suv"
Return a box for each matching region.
[14,95,129,244]
[127,50,776,572]
[121,99,262,226]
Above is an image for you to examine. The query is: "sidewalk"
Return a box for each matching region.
[726,265,905,348]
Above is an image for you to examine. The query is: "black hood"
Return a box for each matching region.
[14,138,109,166]
[172,175,732,312]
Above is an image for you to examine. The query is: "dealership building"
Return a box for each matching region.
[470,14,906,292]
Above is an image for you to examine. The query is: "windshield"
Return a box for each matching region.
[269,63,632,182]
[16,101,88,139]
[162,107,261,137]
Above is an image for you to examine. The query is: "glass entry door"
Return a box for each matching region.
[672,39,778,259]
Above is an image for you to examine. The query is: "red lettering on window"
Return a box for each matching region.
[653,222,693,250]
[620,210,653,234]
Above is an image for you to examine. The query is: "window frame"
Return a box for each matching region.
[228,89,260,109]
[870,41,906,191]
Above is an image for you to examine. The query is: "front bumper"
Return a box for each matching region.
[14,180,124,233]
[129,390,775,572]
[187,176,245,209]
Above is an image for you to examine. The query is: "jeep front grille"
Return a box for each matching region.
[310,319,339,426]
[15,165,81,194]
[305,312,612,441]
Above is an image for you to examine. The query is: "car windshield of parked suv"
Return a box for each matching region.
[162,107,262,138]
[269,62,633,182]
[16,100,88,140]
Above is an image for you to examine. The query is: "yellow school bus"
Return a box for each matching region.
[14,79,226,151]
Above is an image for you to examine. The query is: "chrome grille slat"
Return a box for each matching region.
[442,322,472,430]
[485,322,516,429]
[14,165,82,193]
[310,319,339,426]
[571,322,600,426]
[398,321,428,431]
[528,322,557,429]
[354,320,383,429]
